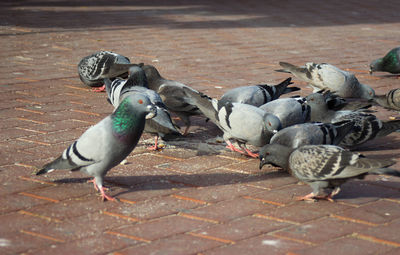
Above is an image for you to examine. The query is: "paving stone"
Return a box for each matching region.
[203,233,311,255]
[334,200,400,225]
[273,216,370,244]
[116,233,224,255]
[294,236,394,255]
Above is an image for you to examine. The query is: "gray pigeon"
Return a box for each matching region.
[372,88,400,111]
[269,121,355,149]
[277,62,375,99]
[218,78,299,107]
[142,64,204,135]
[78,51,136,91]
[182,87,282,157]
[259,144,398,201]
[306,92,400,147]
[370,47,400,74]
[36,94,157,201]
[259,97,310,128]
[105,66,181,151]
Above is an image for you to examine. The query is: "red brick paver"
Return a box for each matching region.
[1,0,400,254]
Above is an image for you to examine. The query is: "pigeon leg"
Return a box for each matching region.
[147,136,161,151]
[87,178,109,191]
[87,178,99,191]
[225,140,246,154]
[92,85,106,92]
[243,148,259,158]
[182,125,191,136]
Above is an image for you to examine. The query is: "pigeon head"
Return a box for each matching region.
[112,94,156,134]
[264,114,282,134]
[369,58,382,74]
[359,83,375,100]
[128,66,148,88]
[259,144,292,170]
[142,65,162,83]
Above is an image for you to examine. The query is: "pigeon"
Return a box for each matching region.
[36,94,157,201]
[369,47,400,74]
[259,97,310,128]
[318,90,372,111]
[78,51,136,92]
[269,121,355,149]
[142,64,204,135]
[218,78,299,107]
[105,66,181,151]
[277,62,375,99]
[182,87,282,157]
[259,144,398,201]
[306,92,400,147]
[372,88,400,111]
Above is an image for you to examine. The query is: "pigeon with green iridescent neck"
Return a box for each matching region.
[78,51,136,92]
[277,62,375,99]
[36,94,157,201]
[370,47,400,74]
[105,66,181,151]
[259,144,398,201]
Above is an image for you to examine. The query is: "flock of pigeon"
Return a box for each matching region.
[36,47,400,202]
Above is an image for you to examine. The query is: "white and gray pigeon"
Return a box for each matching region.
[306,92,400,147]
[142,64,204,135]
[259,97,310,128]
[78,51,136,91]
[259,144,398,201]
[269,121,355,149]
[105,66,181,150]
[372,88,400,111]
[36,94,157,201]
[369,47,400,74]
[218,78,299,107]
[277,62,375,99]
[182,87,282,158]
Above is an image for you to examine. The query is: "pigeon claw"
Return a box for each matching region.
[99,187,117,202]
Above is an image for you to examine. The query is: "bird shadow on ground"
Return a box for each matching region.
[52,169,287,194]
[334,180,400,200]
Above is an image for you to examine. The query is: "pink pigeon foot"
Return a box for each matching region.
[295,192,317,201]
[243,148,259,158]
[147,136,163,151]
[92,85,106,92]
[226,141,246,154]
[99,186,116,202]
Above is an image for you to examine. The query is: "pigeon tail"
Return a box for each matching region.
[181,87,219,125]
[278,62,304,73]
[370,168,400,177]
[377,119,400,137]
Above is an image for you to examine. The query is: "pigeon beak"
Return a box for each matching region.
[259,158,266,170]
[272,129,278,134]
[369,69,373,75]
[145,105,157,119]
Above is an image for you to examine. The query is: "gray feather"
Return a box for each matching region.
[279,61,375,99]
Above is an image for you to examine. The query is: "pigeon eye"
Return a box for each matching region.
[138,99,143,104]
[268,122,271,126]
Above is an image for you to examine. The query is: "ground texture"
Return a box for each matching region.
[1,0,400,254]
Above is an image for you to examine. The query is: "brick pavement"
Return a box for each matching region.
[1,0,400,254]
